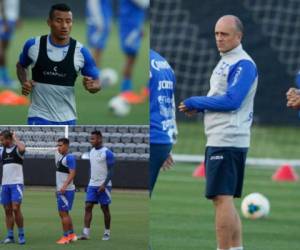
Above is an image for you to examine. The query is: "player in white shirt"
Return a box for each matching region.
[78,130,115,241]
[0,130,25,245]
[55,138,77,244]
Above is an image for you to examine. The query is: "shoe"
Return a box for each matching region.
[120,91,144,104]
[77,233,90,240]
[67,233,77,242]
[56,236,70,244]
[18,235,26,245]
[102,233,110,241]
[1,237,15,244]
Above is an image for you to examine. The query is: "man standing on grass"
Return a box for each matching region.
[78,130,115,241]
[0,130,26,245]
[179,15,258,250]
[16,3,101,125]
[55,138,77,244]
[149,49,177,196]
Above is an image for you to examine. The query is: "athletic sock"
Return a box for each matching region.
[121,78,132,92]
[63,231,68,237]
[104,229,110,235]
[83,227,90,236]
[230,247,243,250]
[67,229,74,235]
[18,228,24,236]
[7,229,14,239]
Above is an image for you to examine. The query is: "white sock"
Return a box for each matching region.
[104,229,110,235]
[217,248,230,250]
[83,227,90,235]
[230,247,243,250]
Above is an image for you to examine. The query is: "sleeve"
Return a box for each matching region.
[0,147,2,160]
[296,71,300,88]
[18,38,35,68]
[183,60,257,112]
[80,46,100,79]
[105,150,115,167]
[66,154,76,170]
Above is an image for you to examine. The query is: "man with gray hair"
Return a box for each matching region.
[179,15,258,250]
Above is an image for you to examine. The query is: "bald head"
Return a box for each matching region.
[215,15,243,53]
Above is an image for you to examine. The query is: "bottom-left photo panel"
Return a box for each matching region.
[0,125,149,250]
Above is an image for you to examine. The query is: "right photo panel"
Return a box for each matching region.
[150,0,300,249]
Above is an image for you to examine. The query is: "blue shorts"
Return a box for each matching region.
[205,147,248,199]
[119,0,146,56]
[86,0,112,49]
[0,20,17,40]
[56,191,75,212]
[86,186,112,205]
[1,184,24,205]
[149,143,172,195]
[28,117,76,125]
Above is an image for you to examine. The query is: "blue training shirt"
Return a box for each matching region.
[150,49,177,144]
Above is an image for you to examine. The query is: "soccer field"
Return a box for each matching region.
[150,163,300,250]
[0,188,148,250]
[0,18,149,125]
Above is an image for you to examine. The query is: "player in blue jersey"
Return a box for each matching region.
[78,130,115,241]
[149,49,177,196]
[0,130,26,245]
[179,16,258,250]
[86,0,112,67]
[16,3,101,125]
[55,138,77,244]
[86,0,149,103]
[0,0,20,88]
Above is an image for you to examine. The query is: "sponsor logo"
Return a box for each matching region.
[151,59,171,71]
[43,66,67,78]
[210,155,224,160]
[158,80,174,90]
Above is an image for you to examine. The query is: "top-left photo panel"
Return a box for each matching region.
[0,0,149,125]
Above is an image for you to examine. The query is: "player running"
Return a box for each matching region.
[16,3,101,125]
[78,130,115,241]
[0,0,20,88]
[55,138,77,244]
[0,130,26,244]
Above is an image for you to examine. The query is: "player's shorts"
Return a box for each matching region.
[86,0,112,49]
[0,20,17,41]
[205,146,248,199]
[28,117,76,125]
[56,190,75,212]
[1,184,24,205]
[119,0,146,56]
[86,186,112,205]
[149,143,173,194]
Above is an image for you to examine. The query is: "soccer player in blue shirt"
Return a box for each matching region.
[55,138,77,244]
[86,0,149,103]
[149,49,177,196]
[179,16,257,250]
[0,130,26,244]
[16,3,101,125]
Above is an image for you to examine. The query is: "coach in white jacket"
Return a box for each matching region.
[179,15,258,250]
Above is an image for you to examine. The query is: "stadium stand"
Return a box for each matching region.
[0,126,149,189]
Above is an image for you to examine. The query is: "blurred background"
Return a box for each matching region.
[150,1,300,250]
[0,0,149,124]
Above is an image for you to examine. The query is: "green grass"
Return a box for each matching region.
[174,122,300,159]
[150,163,300,250]
[0,18,149,124]
[0,188,148,250]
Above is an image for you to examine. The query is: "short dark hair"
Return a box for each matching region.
[57,138,70,145]
[91,130,102,137]
[1,130,13,139]
[49,3,71,19]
